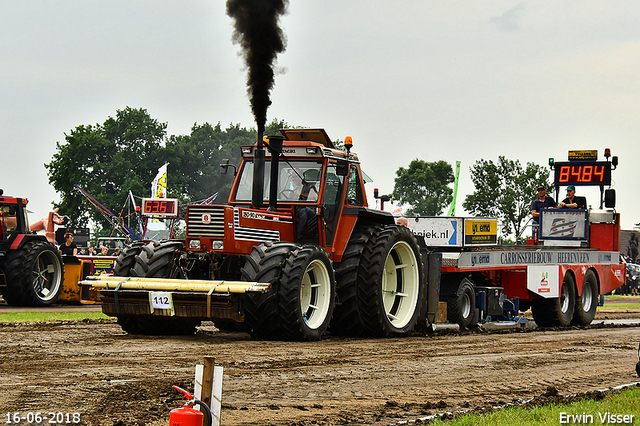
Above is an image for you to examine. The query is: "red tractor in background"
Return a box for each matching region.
[0,189,65,306]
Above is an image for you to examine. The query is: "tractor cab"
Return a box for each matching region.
[219,129,385,260]
[0,191,29,248]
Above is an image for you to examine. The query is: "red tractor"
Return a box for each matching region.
[0,190,65,306]
[96,129,430,340]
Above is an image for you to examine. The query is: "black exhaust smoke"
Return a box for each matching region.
[226,0,288,135]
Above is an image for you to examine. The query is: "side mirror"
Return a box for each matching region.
[336,159,349,177]
[604,189,616,208]
[219,159,237,176]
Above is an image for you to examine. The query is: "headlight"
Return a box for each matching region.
[212,241,224,250]
[189,240,201,250]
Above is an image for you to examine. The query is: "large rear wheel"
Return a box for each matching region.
[572,270,598,325]
[3,240,64,306]
[532,273,576,327]
[443,278,476,328]
[330,225,376,336]
[357,225,423,337]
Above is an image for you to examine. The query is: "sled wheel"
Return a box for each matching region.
[278,245,335,341]
[358,225,423,337]
[3,240,64,306]
[572,270,598,325]
[532,272,576,327]
[241,242,297,340]
[444,278,475,328]
[330,224,376,336]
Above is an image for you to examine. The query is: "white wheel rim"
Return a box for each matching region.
[461,292,472,318]
[382,240,420,328]
[582,277,593,312]
[32,250,62,301]
[300,259,332,330]
[560,283,570,314]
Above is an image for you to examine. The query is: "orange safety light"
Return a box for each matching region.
[604,148,611,159]
[344,136,353,147]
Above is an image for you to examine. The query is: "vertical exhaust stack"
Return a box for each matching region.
[267,135,284,211]
[252,132,265,208]
[227,0,288,209]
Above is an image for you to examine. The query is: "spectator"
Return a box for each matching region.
[396,217,408,227]
[59,232,78,256]
[559,185,587,209]
[531,185,557,241]
[99,246,109,256]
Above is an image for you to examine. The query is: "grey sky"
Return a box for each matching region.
[1,1,638,231]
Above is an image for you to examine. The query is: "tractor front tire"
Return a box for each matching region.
[278,245,335,341]
[114,240,199,335]
[3,240,64,306]
[241,242,297,340]
[357,225,423,337]
[113,241,146,276]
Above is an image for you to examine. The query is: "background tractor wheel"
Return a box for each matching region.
[532,273,576,327]
[443,278,476,328]
[357,225,423,337]
[572,270,598,326]
[3,240,64,306]
[330,224,376,337]
[241,242,297,340]
[278,245,335,341]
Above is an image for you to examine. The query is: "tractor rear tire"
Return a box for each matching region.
[443,278,476,328]
[3,240,64,306]
[572,270,598,326]
[532,273,576,327]
[115,240,199,335]
[278,245,335,341]
[357,225,423,337]
[241,242,297,340]
[330,224,376,336]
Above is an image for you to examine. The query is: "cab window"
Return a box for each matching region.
[345,165,364,206]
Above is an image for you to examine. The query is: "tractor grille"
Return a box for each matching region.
[187,206,225,238]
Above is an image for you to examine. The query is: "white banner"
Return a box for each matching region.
[151,163,168,198]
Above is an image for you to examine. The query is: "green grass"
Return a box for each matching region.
[0,311,111,323]
[599,304,640,310]
[426,386,640,426]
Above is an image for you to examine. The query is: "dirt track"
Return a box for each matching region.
[1,299,639,426]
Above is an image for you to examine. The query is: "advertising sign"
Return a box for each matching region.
[464,218,498,246]
[405,217,462,247]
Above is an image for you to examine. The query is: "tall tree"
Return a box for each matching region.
[392,159,454,216]
[462,156,551,242]
[46,107,166,232]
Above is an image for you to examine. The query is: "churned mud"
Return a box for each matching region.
[0,298,639,425]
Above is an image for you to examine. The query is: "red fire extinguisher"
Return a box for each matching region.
[169,385,212,426]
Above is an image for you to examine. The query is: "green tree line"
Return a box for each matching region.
[47,107,551,242]
[46,107,288,233]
